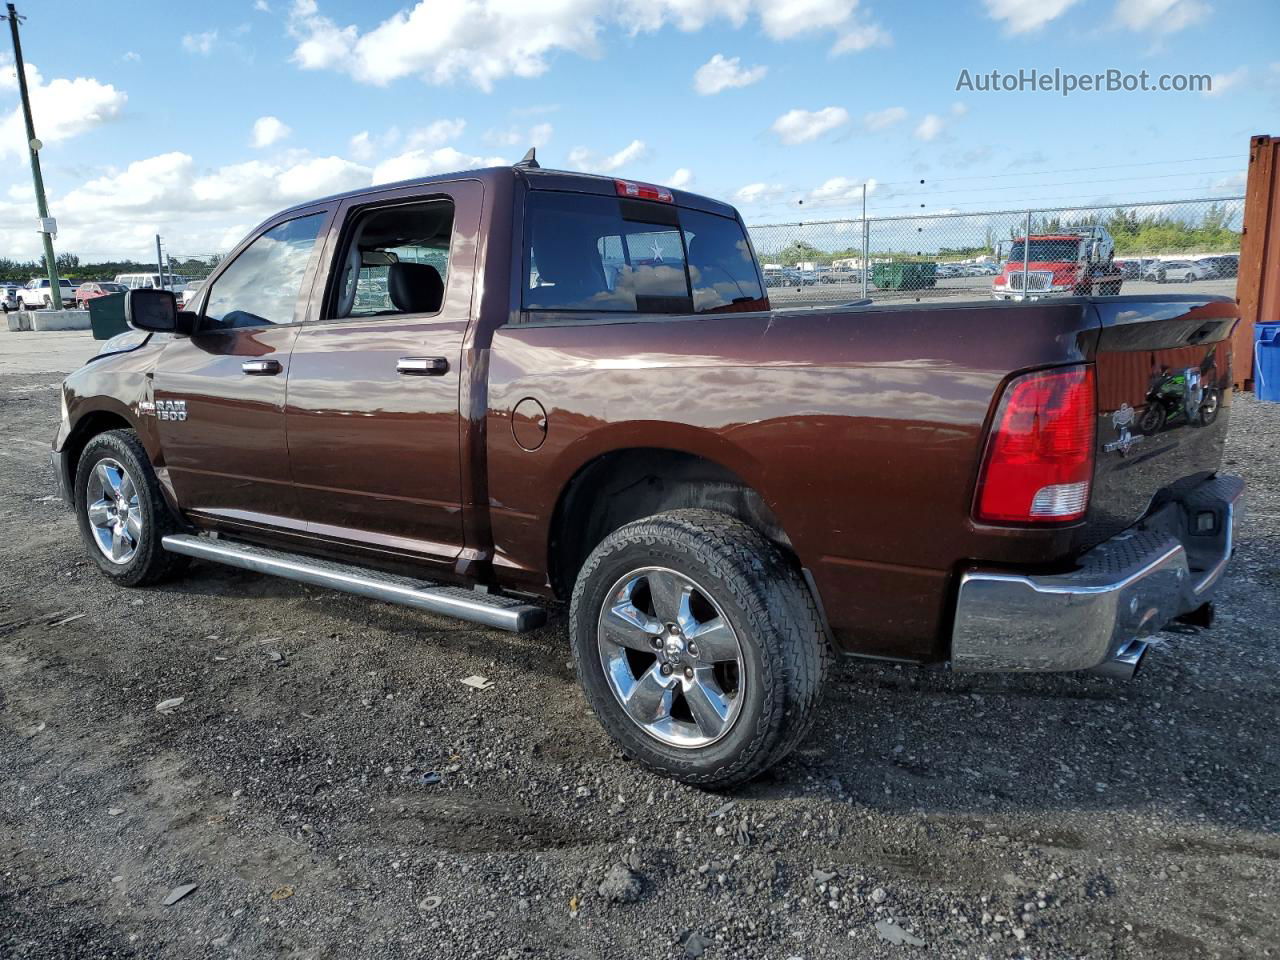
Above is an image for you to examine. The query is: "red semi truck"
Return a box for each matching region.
[992,226,1124,300]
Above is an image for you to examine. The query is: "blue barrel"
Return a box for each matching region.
[1257,321,1280,403]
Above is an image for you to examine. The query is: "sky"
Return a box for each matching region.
[0,0,1275,262]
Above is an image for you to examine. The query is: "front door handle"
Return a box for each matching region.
[242,359,282,376]
[397,357,449,376]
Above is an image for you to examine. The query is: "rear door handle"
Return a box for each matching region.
[241,359,282,376]
[397,357,449,376]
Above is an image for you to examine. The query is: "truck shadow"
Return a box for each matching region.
[745,626,1279,837]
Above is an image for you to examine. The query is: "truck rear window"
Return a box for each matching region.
[523,192,765,315]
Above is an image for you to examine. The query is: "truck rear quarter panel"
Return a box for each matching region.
[485,301,1099,661]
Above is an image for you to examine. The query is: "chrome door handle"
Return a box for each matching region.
[397,357,449,376]
[241,359,282,376]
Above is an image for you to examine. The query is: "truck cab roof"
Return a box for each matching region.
[274,164,740,223]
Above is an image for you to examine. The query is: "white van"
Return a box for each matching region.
[114,273,190,292]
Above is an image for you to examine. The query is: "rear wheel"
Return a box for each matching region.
[570,509,830,789]
[74,430,188,586]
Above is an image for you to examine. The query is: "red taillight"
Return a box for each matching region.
[615,179,673,203]
[975,365,1096,524]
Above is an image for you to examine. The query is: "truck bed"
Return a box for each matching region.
[485,294,1236,662]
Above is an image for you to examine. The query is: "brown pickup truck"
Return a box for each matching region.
[53,161,1243,788]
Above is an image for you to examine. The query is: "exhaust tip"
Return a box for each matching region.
[1091,641,1148,681]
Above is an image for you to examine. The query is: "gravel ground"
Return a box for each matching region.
[1,368,1277,960]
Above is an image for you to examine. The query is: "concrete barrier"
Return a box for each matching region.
[6,310,33,331]
[24,309,92,332]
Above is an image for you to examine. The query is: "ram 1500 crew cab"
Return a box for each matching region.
[53,162,1243,787]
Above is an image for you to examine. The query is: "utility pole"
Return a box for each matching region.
[4,3,62,309]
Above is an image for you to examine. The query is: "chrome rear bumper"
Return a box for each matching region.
[951,474,1243,674]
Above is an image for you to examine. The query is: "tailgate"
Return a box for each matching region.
[1088,296,1238,545]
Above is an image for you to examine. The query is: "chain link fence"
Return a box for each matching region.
[165,253,222,300]
[748,197,1245,308]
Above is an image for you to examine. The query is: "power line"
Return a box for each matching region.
[749,170,1243,216]
[872,152,1243,188]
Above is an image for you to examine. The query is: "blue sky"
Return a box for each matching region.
[0,0,1275,260]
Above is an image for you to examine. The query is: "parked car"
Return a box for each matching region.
[177,279,206,308]
[75,281,127,309]
[1,282,18,311]
[1145,260,1209,283]
[18,277,77,309]
[819,268,862,284]
[53,163,1244,788]
[1114,259,1143,280]
[1195,255,1238,279]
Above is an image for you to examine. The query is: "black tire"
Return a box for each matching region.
[1138,403,1167,436]
[569,509,830,789]
[73,429,189,587]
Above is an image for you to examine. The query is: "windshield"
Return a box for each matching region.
[1008,238,1081,262]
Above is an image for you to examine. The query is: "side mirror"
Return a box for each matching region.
[124,288,195,334]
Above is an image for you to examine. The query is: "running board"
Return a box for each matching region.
[160,534,546,633]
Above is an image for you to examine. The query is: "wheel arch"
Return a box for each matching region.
[546,444,796,602]
[59,402,173,512]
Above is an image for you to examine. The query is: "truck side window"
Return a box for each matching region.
[523,192,766,316]
[202,213,325,331]
[681,208,765,312]
[525,192,691,314]
[330,199,454,319]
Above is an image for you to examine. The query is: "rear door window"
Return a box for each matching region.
[523,192,764,316]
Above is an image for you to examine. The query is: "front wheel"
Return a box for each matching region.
[570,510,830,789]
[74,429,189,586]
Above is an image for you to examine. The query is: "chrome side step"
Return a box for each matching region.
[160,534,546,633]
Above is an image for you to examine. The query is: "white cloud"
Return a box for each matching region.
[372,146,505,185]
[914,113,944,141]
[693,54,767,95]
[255,0,272,10]
[1204,66,1245,96]
[483,122,553,149]
[251,115,291,148]
[771,106,849,145]
[567,138,647,173]
[0,149,377,261]
[122,51,141,63]
[1212,171,1246,191]
[982,0,1081,33]
[181,30,219,55]
[668,168,694,188]
[0,63,126,159]
[349,130,375,161]
[406,118,467,148]
[830,21,891,53]
[1113,0,1211,33]
[863,105,906,130]
[733,182,787,205]
[287,0,888,90]
[950,101,968,116]
[808,176,877,204]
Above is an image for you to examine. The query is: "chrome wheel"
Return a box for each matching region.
[596,566,745,749]
[85,458,142,564]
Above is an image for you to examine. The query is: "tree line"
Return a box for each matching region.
[0,253,222,285]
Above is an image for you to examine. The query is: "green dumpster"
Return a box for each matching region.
[88,292,128,340]
[871,261,937,291]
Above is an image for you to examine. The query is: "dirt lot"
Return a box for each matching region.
[2,335,1277,959]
